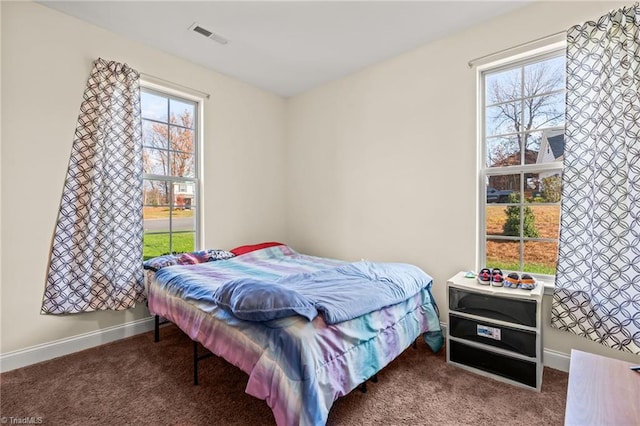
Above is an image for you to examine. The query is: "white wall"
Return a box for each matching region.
[1,2,286,354]
[3,0,638,367]
[285,0,640,364]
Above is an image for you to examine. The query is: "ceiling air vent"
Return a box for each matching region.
[189,23,228,45]
[193,25,212,37]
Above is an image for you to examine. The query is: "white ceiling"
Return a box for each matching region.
[40,1,531,97]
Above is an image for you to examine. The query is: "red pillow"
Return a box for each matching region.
[230,242,284,256]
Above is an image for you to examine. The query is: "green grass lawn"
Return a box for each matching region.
[143,232,194,260]
[485,260,556,275]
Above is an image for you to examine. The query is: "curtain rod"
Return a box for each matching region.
[140,72,211,99]
[468,30,565,68]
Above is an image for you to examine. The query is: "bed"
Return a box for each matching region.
[146,244,443,426]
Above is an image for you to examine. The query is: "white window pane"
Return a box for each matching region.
[529,205,561,238]
[170,208,195,233]
[524,56,565,96]
[172,232,195,254]
[524,132,543,165]
[523,241,558,275]
[141,88,199,261]
[486,102,522,136]
[142,120,168,149]
[525,171,562,204]
[173,182,197,213]
[170,99,196,128]
[486,136,521,168]
[141,91,168,122]
[143,217,170,234]
[487,174,520,203]
[486,205,508,236]
[482,52,564,278]
[170,127,195,153]
[537,130,565,165]
[143,180,170,206]
[524,92,565,131]
[143,147,168,175]
[485,67,522,105]
[486,239,520,271]
[143,232,171,259]
[171,153,195,177]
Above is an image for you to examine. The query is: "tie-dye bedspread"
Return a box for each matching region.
[148,245,442,426]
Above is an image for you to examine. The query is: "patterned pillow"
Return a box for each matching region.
[143,254,179,272]
[176,251,209,265]
[203,249,236,262]
[143,249,235,271]
[176,249,235,265]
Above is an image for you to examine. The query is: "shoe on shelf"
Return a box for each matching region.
[518,274,537,290]
[491,268,504,287]
[504,272,520,288]
[477,268,491,285]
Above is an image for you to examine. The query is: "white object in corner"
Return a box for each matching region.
[0,317,155,373]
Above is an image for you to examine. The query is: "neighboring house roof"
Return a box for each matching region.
[536,129,564,164]
[547,134,564,160]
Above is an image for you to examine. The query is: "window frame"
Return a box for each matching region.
[476,43,566,285]
[139,80,205,257]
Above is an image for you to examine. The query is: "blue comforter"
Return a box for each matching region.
[210,260,434,324]
[150,245,443,426]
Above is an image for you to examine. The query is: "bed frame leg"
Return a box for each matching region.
[154,315,160,343]
[192,340,214,386]
[193,341,199,386]
[359,373,378,393]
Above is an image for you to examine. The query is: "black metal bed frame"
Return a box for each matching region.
[154,314,419,392]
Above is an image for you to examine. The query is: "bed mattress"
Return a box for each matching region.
[148,245,442,425]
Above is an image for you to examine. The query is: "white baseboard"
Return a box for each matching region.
[2,318,572,374]
[0,316,155,373]
[543,348,571,372]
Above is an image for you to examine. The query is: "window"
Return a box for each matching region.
[140,87,200,260]
[480,49,565,278]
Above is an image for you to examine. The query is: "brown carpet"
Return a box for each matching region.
[1,324,568,425]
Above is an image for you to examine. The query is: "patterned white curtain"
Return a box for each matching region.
[551,4,640,354]
[42,58,145,314]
